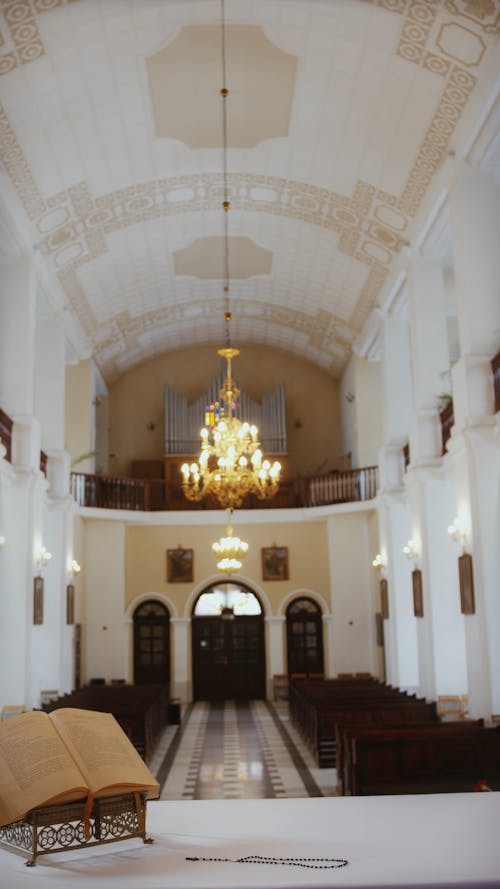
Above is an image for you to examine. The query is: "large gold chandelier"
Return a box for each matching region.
[181,0,281,514]
[181,340,281,510]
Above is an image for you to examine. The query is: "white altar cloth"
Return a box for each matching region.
[0,794,499,888]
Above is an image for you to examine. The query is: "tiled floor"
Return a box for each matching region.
[149,700,337,800]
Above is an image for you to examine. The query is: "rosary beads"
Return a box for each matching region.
[186,854,348,869]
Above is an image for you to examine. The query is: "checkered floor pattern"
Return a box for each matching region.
[149,700,337,800]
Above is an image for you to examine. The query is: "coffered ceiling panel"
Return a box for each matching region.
[0,0,498,382]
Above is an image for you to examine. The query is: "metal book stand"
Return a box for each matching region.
[0,792,153,866]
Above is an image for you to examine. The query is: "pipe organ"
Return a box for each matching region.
[164,366,287,457]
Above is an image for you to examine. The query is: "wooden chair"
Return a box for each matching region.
[273,674,289,701]
[337,672,354,678]
[437,694,469,720]
[355,672,372,678]
[1,705,25,720]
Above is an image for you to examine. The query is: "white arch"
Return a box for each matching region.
[125,590,179,621]
[278,587,331,618]
[183,572,273,618]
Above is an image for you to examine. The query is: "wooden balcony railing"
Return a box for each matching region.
[0,408,13,463]
[70,465,379,512]
[492,351,500,414]
[302,466,379,506]
[403,443,410,473]
[439,401,454,455]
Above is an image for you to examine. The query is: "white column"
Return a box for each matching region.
[405,467,467,702]
[407,251,450,462]
[265,616,285,698]
[447,426,500,717]
[0,254,45,710]
[449,165,500,424]
[378,314,412,490]
[377,492,419,691]
[321,614,335,678]
[171,617,191,703]
[0,255,36,418]
[446,165,500,718]
[375,313,419,690]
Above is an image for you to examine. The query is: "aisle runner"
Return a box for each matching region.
[160,701,210,799]
[158,701,336,800]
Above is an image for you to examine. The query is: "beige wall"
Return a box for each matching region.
[125,519,330,616]
[76,505,382,697]
[108,344,342,479]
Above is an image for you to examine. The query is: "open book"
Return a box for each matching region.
[0,708,160,828]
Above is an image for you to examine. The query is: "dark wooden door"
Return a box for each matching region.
[133,600,170,685]
[192,614,265,700]
[286,597,324,676]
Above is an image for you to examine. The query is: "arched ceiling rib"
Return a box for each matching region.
[0,0,498,382]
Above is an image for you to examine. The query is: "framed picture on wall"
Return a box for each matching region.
[33,576,44,625]
[167,547,193,583]
[458,553,475,615]
[66,584,75,625]
[380,578,389,619]
[412,568,424,618]
[262,546,289,581]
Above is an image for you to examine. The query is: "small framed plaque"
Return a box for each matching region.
[380,578,389,619]
[262,546,289,581]
[412,569,423,618]
[66,584,75,625]
[167,548,193,583]
[458,553,475,615]
[33,576,44,625]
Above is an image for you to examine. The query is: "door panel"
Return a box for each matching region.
[286,599,324,676]
[192,616,265,700]
[133,600,170,685]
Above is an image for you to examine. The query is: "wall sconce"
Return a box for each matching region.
[447,516,467,552]
[0,535,6,549]
[372,553,385,569]
[35,546,52,571]
[71,559,81,576]
[403,540,419,562]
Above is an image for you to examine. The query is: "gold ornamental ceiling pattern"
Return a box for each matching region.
[0,0,498,381]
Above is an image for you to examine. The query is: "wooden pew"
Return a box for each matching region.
[344,724,500,795]
[41,684,169,763]
[289,678,437,767]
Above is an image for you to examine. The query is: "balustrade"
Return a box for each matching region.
[0,408,13,463]
[70,466,378,511]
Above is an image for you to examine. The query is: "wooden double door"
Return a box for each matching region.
[192,614,265,701]
[133,600,170,685]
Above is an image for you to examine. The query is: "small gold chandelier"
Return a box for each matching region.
[181,338,281,510]
[212,509,249,575]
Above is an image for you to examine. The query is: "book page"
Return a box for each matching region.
[50,709,159,800]
[0,711,88,826]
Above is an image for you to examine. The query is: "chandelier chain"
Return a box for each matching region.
[220,0,231,348]
[181,0,282,554]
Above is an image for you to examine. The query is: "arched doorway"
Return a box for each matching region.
[192,582,265,701]
[286,597,324,676]
[133,600,170,685]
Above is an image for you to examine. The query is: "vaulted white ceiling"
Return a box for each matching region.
[0,0,498,383]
